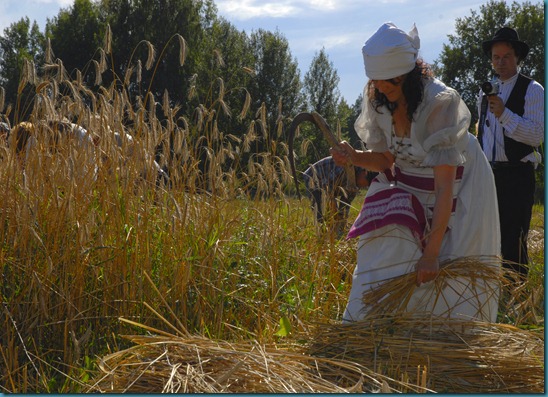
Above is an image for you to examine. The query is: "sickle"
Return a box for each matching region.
[287,111,356,199]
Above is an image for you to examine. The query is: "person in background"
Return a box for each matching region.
[302,156,372,235]
[112,130,169,187]
[331,22,501,322]
[0,122,9,143]
[477,27,544,277]
[8,122,35,164]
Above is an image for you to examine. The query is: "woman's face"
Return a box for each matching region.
[371,76,405,103]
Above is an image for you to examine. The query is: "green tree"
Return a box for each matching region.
[0,17,45,122]
[45,0,104,87]
[345,94,364,150]
[304,48,340,118]
[185,17,256,185]
[96,0,216,106]
[299,48,341,166]
[248,29,304,150]
[195,17,255,126]
[336,97,353,144]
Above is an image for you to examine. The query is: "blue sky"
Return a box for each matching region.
[0,0,538,104]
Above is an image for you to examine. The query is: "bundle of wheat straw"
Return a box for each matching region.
[88,333,396,393]
[359,256,504,319]
[305,256,543,393]
[361,256,537,325]
[305,315,544,393]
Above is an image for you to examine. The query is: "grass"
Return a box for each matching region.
[0,39,544,393]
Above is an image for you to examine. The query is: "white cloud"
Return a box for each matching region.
[216,0,367,20]
[305,0,338,11]
[216,0,298,20]
[297,31,358,54]
[34,0,72,4]
[318,33,352,49]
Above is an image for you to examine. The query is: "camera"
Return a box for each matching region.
[481,79,500,96]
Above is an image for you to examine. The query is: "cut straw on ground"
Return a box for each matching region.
[88,256,544,393]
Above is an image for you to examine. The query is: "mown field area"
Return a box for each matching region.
[0,41,544,393]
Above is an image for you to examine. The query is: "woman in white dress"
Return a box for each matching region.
[331,22,501,323]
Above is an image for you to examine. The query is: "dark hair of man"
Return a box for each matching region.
[367,58,434,122]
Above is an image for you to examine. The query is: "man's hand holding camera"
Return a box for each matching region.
[487,95,504,118]
[482,77,504,118]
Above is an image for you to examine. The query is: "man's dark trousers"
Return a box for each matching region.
[492,162,535,275]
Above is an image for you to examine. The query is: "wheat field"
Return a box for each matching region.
[0,40,544,393]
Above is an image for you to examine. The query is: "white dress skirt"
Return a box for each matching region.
[342,133,501,323]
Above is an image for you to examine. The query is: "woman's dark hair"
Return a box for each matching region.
[367,58,433,121]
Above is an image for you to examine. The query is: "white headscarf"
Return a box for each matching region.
[362,22,420,80]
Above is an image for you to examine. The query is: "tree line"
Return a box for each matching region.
[0,0,543,177]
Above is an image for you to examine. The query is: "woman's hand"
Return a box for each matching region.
[415,256,439,286]
[330,142,393,172]
[414,165,455,287]
[330,141,355,166]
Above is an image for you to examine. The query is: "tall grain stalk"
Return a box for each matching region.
[0,32,354,392]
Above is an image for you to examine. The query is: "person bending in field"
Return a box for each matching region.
[331,22,501,322]
[302,156,374,235]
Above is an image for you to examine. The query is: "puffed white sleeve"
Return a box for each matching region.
[354,87,389,152]
[417,86,470,167]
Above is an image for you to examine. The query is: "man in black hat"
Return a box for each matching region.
[477,27,544,277]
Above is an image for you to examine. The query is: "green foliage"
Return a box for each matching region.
[0,17,45,121]
[336,98,354,146]
[298,48,342,167]
[46,0,104,85]
[248,29,304,129]
[304,48,340,119]
[192,18,256,173]
[275,316,292,337]
[100,0,212,104]
[349,94,366,149]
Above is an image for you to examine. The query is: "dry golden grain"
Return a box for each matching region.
[177,34,187,66]
[103,24,112,54]
[145,41,156,71]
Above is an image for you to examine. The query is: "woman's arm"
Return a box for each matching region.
[415,164,456,286]
[330,141,394,172]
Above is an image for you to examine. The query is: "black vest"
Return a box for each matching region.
[502,74,535,161]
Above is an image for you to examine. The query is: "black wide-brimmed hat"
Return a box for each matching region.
[482,27,530,59]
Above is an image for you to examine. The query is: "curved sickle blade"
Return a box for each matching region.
[287,111,356,199]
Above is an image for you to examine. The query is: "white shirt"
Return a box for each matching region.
[476,72,544,164]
